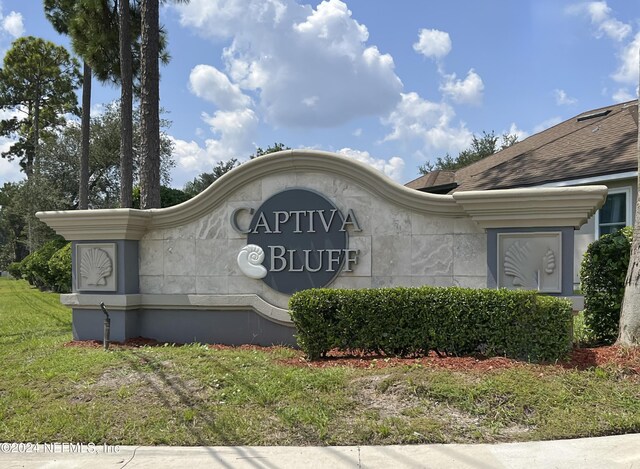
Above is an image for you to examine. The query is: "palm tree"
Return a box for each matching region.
[44,0,92,209]
[47,1,153,209]
[119,0,134,208]
[139,0,188,209]
[139,0,160,209]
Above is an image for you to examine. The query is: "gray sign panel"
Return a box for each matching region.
[247,189,348,294]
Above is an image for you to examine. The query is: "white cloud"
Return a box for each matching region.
[177,0,287,39]
[170,138,211,173]
[0,110,24,184]
[302,96,319,107]
[587,2,630,41]
[189,64,252,110]
[569,2,638,92]
[352,128,362,137]
[202,107,258,138]
[336,148,404,181]
[440,69,484,105]
[1,11,23,38]
[201,108,259,160]
[0,106,22,121]
[612,32,640,84]
[568,1,631,41]
[293,0,368,59]
[412,29,484,106]
[170,107,259,186]
[504,123,529,142]
[176,0,402,127]
[611,87,635,102]
[553,89,577,106]
[0,137,24,184]
[584,1,609,22]
[382,92,472,156]
[89,103,108,117]
[413,28,451,60]
[533,116,562,134]
[0,158,23,185]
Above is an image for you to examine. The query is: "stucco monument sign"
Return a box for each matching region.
[37,150,607,345]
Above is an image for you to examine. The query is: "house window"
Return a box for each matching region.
[597,187,632,237]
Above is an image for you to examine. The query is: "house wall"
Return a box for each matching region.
[573,178,637,288]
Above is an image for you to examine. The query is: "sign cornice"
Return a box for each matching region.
[36,151,608,241]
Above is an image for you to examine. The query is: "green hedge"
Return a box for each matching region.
[289,287,572,362]
[580,226,632,344]
[47,243,72,293]
[19,238,67,288]
[16,239,70,292]
[7,261,22,279]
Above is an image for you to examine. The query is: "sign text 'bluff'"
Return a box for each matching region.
[230,189,361,294]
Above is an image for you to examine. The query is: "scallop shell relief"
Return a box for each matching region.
[503,241,535,288]
[503,241,557,290]
[80,248,113,286]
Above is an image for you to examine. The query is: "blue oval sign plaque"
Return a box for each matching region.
[232,189,360,295]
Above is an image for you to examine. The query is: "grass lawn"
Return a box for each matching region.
[0,277,639,446]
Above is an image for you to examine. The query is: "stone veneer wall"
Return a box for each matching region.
[138,171,488,311]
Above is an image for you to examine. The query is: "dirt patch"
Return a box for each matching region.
[347,374,528,443]
[70,355,205,407]
[351,375,421,418]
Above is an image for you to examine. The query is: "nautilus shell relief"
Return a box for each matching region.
[503,241,556,290]
[80,248,113,286]
[543,248,556,275]
[237,244,268,279]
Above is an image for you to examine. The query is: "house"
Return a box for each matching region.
[406,99,639,288]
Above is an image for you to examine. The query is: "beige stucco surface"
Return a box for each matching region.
[139,170,487,309]
[37,150,608,324]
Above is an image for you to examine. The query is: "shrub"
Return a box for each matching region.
[19,238,67,290]
[580,227,632,344]
[19,251,38,286]
[7,261,22,279]
[289,287,572,362]
[48,243,72,293]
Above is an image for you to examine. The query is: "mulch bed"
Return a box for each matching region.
[64,337,160,349]
[64,338,640,374]
[278,346,640,373]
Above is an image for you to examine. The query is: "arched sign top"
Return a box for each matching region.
[147,150,465,230]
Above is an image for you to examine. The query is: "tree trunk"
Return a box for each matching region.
[617,48,640,346]
[28,92,43,179]
[24,101,34,178]
[119,0,134,209]
[79,61,91,210]
[139,0,161,209]
[619,219,640,345]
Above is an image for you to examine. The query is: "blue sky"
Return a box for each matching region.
[0,0,638,189]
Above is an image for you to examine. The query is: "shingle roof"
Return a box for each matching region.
[405,170,456,192]
[408,100,638,193]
